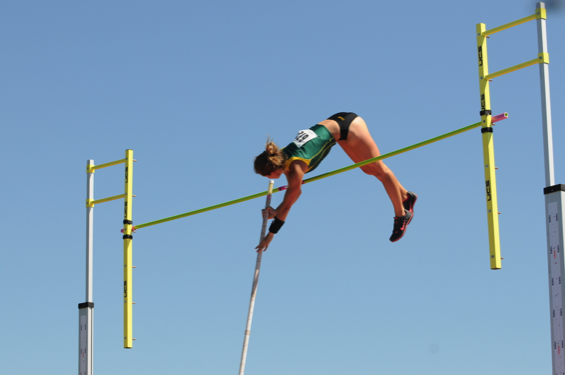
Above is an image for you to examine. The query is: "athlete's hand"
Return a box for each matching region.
[255,232,274,252]
[261,206,277,220]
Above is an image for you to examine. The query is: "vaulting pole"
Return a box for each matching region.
[239,180,274,375]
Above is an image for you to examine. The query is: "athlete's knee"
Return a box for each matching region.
[361,163,386,178]
[360,165,376,176]
[364,162,392,181]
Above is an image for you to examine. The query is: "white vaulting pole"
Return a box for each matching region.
[239,180,274,375]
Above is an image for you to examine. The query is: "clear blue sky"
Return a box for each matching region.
[1,1,564,374]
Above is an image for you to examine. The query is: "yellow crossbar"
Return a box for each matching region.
[484,57,540,80]
[482,8,546,37]
[87,194,127,207]
[88,158,127,173]
[483,13,537,36]
[135,115,509,230]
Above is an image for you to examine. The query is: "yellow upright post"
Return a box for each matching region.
[123,149,134,348]
[476,24,502,270]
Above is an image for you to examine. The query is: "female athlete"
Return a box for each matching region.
[254,112,417,252]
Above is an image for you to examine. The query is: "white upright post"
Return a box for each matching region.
[239,180,274,375]
[536,3,565,374]
[544,185,565,375]
[536,2,555,187]
[79,160,95,375]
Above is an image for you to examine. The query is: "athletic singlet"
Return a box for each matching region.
[282,124,336,173]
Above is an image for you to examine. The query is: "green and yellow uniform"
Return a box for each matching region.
[282,124,336,173]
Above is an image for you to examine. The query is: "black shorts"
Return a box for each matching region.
[327,112,358,141]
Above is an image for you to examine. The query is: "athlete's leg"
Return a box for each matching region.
[338,116,408,218]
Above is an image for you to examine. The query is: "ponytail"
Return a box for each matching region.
[254,139,286,176]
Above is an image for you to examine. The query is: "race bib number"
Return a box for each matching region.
[292,129,317,148]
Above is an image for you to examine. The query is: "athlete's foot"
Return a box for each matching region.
[403,191,418,214]
[389,209,413,242]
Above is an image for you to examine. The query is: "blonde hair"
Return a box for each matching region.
[254,139,286,176]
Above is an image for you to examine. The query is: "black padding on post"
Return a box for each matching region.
[78,302,94,309]
[544,184,565,195]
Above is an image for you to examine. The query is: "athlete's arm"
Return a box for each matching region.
[274,161,305,221]
[255,161,305,252]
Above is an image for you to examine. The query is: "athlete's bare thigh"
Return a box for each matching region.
[338,117,383,165]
